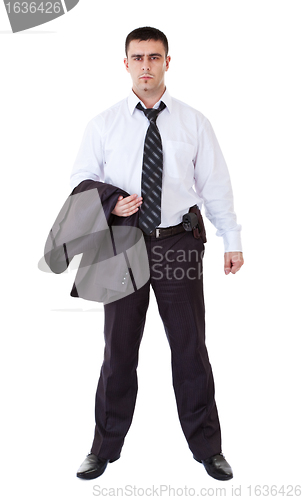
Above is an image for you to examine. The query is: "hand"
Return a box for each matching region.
[224,252,244,275]
[111,194,142,217]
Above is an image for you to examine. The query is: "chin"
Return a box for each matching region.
[139,79,152,85]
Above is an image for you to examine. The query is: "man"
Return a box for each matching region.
[73,26,244,481]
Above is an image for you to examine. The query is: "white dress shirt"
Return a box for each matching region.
[70,89,242,252]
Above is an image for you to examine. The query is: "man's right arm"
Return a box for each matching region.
[70,119,104,190]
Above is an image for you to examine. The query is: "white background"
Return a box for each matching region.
[1,1,302,498]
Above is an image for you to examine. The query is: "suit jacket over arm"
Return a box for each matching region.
[43,180,150,304]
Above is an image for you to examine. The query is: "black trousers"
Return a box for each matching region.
[90,230,222,461]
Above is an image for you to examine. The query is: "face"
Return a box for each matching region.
[124,39,170,97]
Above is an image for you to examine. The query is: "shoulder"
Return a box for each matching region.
[171,96,205,116]
[87,98,128,132]
[170,95,209,130]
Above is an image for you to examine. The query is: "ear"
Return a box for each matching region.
[165,55,171,71]
[124,57,129,73]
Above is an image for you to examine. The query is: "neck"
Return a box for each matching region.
[133,86,166,109]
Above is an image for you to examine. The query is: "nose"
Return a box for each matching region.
[141,57,150,71]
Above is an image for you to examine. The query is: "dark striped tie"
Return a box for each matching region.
[136,101,166,234]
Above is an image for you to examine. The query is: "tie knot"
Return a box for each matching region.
[136,101,166,122]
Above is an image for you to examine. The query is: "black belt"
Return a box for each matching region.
[145,222,186,239]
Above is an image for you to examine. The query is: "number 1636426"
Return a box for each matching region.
[5,2,63,14]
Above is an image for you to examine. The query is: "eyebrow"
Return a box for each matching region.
[130,53,163,58]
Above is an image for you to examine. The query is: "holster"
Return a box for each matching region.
[189,205,207,243]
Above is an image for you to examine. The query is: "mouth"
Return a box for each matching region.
[139,74,153,79]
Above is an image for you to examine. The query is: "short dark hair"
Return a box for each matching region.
[125,27,169,57]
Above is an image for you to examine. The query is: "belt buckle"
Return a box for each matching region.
[155,228,161,238]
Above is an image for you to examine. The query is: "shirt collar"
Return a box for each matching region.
[128,88,172,115]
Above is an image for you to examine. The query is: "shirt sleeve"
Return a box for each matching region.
[70,118,104,190]
[194,117,242,253]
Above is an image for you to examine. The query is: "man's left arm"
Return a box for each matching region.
[194,117,244,274]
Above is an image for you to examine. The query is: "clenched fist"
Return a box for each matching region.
[224,252,244,275]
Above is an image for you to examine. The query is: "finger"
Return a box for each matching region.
[126,198,143,208]
[120,198,142,214]
[224,255,232,275]
[120,201,143,216]
[124,207,140,216]
[230,261,241,274]
[120,194,142,206]
[230,257,244,274]
[224,265,231,275]
[231,253,244,274]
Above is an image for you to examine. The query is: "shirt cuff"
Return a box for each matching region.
[222,230,243,253]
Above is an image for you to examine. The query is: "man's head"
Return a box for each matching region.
[124,27,171,104]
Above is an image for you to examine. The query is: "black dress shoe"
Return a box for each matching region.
[194,453,233,481]
[76,453,119,480]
